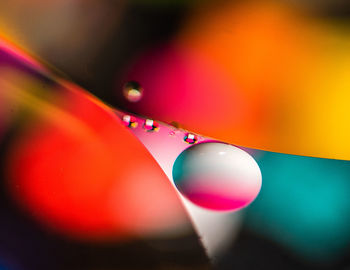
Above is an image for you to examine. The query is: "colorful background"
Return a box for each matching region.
[1,0,350,269]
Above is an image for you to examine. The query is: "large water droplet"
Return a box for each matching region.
[123,81,143,102]
[172,142,261,211]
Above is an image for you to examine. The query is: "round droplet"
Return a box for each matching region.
[143,119,159,132]
[122,115,138,128]
[172,142,262,211]
[123,81,143,102]
[184,133,198,144]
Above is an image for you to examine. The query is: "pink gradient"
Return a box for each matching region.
[183,191,248,212]
[177,175,260,211]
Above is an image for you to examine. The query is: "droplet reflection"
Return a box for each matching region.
[143,119,159,132]
[184,133,198,144]
[123,81,143,102]
[122,115,138,128]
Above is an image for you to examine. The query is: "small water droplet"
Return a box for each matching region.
[123,81,143,102]
[143,119,159,132]
[169,131,176,136]
[184,133,198,144]
[122,115,138,128]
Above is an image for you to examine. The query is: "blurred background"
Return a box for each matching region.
[1,0,350,269]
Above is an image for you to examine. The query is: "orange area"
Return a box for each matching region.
[124,1,350,160]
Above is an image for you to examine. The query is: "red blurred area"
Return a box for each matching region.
[0,40,188,241]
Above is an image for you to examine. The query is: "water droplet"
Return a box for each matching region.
[172,142,262,211]
[169,131,176,136]
[122,115,138,128]
[123,81,143,102]
[184,133,198,144]
[143,119,159,132]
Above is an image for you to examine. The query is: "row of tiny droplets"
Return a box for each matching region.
[122,114,198,144]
